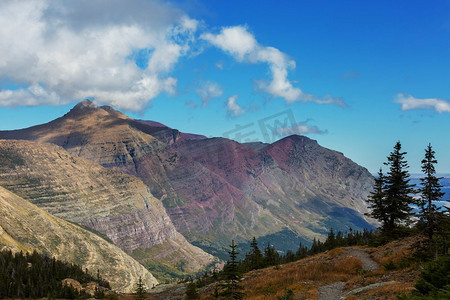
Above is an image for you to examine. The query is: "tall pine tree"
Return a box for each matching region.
[243,237,263,271]
[366,168,389,231]
[223,240,244,299]
[418,144,444,240]
[383,141,415,233]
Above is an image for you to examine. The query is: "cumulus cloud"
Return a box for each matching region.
[273,119,328,136]
[195,81,223,106]
[227,95,245,116]
[201,26,344,106]
[395,93,450,113]
[0,1,344,111]
[0,0,197,110]
[201,26,257,61]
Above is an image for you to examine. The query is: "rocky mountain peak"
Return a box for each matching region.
[70,99,97,111]
[59,101,132,128]
[277,134,318,146]
[0,103,376,257]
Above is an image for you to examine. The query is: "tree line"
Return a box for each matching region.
[0,249,110,299]
[185,229,376,299]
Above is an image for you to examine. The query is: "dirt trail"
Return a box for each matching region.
[317,248,379,300]
[317,282,346,300]
[344,248,380,271]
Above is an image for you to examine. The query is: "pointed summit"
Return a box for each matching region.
[64,100,130,121]
[66,99,99,117]
[74,99,97,110]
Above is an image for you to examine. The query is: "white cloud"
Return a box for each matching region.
[0,84,60,107]
[195,81,223,106]
[0,0,196,111]
[201,26,344,106]
[201,26,256,61]
[274,120,328,135]
[396,93,450,113]
[0,1,344,111]
[227,95,245,116]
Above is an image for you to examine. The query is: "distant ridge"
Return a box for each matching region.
[0,100,376,255]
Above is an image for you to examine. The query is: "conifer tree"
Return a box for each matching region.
[296,242,308,259]
[366,168,389,230]
[325,228,336,250]
[223,240,244,299]
[383,141,415,232]
[134,276,147,300]
[418,144,444,240]
[244,237,263,270]
[263,243,280,267]
[185,282,200,299]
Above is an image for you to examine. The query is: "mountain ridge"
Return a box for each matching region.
[0,139,214,279]
[0,100,376,254]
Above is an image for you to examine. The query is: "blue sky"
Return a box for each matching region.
[0,0,449,173]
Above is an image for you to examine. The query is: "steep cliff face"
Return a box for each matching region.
[0,140,214,277]
[163,138,285,247]
[0,186,157,293]
[0,100,375,253]
[163,135,375,246]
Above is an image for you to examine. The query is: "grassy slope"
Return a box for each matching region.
[195,237,420,300]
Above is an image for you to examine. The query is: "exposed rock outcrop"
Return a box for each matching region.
[0,186,157,292]
[0,139,214,277]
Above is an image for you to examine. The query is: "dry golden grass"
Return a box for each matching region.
[239,252,362,300]
[196,238,421,300]
[368,236,420,266]
[236,238,421,300]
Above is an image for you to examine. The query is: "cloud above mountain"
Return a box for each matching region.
[226,95,245,117]
[273,119,328,135]
[0,0,194,110]
[201,26,345,106]
[196,81,223,106]
[0,0,343,111]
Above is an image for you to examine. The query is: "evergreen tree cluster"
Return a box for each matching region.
[306,228,375,257]
[0,249,110,299]
[365,142,450,299]
[239,228,375,272]
[366,142,449,254]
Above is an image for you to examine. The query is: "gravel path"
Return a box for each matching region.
[343,248,379,272]
[317,248,379,300]
[317,281,345,300]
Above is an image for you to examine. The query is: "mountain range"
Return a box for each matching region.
[0,100,376,288]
